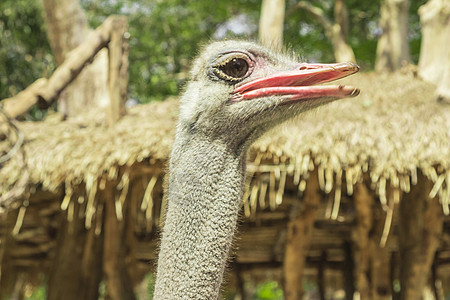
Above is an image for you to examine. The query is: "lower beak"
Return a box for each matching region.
[232,62,360,102]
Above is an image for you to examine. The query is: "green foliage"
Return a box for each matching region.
[145,272,155,299]
[253,281,284,300]
[0,0,55,100]
[409,0,428,64]
[284,0,336,63]
[24,285,47,300]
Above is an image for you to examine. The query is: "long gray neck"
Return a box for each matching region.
[153,130,246,300]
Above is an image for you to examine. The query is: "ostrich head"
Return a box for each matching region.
[154,40,360,300]
[178,40,359,149]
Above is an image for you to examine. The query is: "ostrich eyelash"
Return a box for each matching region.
[214,53,249,67]
[212,69,242,82]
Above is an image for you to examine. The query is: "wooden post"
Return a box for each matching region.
[103,183,136,300]
[234,263,246,300]
[318,251,326,300]
[47,189,104,300]
[108,16,128,126]
[352,182,373,299]
[81,212,104,300]
[125,179,145,286]
[371,187,395,300]
[431,254,445,300]
[391,252,401,300]
[283,168,320,300]
[398,171,444,300]
[343,241,355,300]
[369,226,391,300]
[47,199,86,300]
[353,181,393,300]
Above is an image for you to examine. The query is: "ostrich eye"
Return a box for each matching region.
[220,58,249,79]
[213,56,250,82]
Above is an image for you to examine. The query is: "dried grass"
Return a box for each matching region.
[1,73,449,214]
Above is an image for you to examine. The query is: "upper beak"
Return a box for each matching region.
[232,62,360,102]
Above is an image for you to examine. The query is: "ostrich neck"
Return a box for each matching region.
[154,131,247,300]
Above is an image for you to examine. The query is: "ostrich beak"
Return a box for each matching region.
[232,62,360,102]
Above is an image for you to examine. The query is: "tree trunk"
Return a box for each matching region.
[259,0,285,51]
[330,25,357,63]
[334,0,349,41]
[42,0,109,117]
[418,0,450,102]
[332,0,355,63]
[283,169,320,300]
[398,172,444,300]
[296,1,356,63]
[375,0,411,72]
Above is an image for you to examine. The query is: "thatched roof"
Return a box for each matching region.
[1,72,449,213]
[1,72,450,296]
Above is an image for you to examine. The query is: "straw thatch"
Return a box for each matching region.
[1,72,450,296]
[1,72,449,212]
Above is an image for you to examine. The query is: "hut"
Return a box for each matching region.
[1,71,449,299]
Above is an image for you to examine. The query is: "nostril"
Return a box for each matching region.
[299,66,308,70]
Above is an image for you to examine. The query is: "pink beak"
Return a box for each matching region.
[232,62,360,102]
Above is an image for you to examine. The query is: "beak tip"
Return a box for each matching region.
[351,88,360,97]
[348,62,360,72]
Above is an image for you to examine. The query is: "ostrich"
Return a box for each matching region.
[153,40,359,299]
